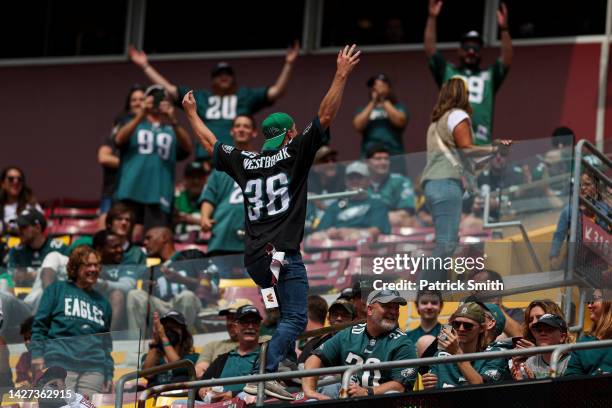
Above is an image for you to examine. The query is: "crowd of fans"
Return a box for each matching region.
[1,0,611,406]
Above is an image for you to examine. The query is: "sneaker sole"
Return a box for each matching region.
[242,384,294,401]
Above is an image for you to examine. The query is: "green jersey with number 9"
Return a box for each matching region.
[214,117,328,265]
[428,52,509,145]
[312,323,417,389]
[115,120,183,214]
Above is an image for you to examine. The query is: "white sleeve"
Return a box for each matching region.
[447,110,470,134]
[41,252,69,270]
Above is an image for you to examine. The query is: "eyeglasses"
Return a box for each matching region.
[461,43,481,53]
[6,176,23,183]
[451,321,475,330]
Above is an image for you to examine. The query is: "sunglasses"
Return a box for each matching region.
[461,43,481,53]
[6,176,23,183]
[451,321,475,330]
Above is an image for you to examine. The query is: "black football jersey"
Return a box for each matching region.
[213,117,329,265]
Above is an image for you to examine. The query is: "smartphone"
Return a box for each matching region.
[437,324,453,350]
[511,336,523,348]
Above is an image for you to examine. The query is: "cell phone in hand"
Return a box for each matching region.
[511,336,524,348]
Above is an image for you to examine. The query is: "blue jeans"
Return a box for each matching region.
[246,251,309,373]
[424,179,463,281]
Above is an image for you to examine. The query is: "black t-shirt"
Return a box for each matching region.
[101,113,133,197]
[214,117,329,265]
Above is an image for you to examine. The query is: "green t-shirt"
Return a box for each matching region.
[175,190,200,215]
[369,173,415,212]
[8,238,68,269]
[176,86,271,160]
[565,335,612,376]
[431,347,509,388]
[317,194,391,234]
[0,271,14,288]
[428,52,509,145]
[313,323,417,389]
[218,349,260,393]
[356,103,408,156]
[406,322,441,345]
[115,120,182,213]
[199,170,245,253]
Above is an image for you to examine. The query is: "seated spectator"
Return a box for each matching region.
[531,126,574,195]
[366,144,416,227]
[311,162,390,241]
[175,162,209,237]
[31,246,113,396]
[512,313,570,379]
[15,316,34,387]
[92,230,140,331]
[351,280,370,320]
[127,227,202,332]
[460,194,484,231]
[305,295,327,333]
[142,310,199,387]
[0,306,14,388]
[483,302,507,345]
[565,290,612,376]
[0,291,32,343]
[198,305,263,402]
[518,299,566,348]
[302,289,418,400]
[0,166,41,235]
[432,302,508,387]
[407,289,443,344]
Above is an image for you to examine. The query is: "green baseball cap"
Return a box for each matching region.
[451,302,485,324]
[484,303,506,336]
[262,112,294,151]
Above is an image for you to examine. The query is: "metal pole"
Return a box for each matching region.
[307,189,363,202]
[568,288,586,333]
[256,342,268,407]
[595,0,612,151]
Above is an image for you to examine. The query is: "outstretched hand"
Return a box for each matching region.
[497,2,509,29]
[182,91,197,115]
[336,44,361,77]
[286,40,300,64]
[129,45,148,68]
[429,0,443,17]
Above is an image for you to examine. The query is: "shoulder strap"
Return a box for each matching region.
[434,125,462,171]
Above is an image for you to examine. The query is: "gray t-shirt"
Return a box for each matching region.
[525,353,569,378]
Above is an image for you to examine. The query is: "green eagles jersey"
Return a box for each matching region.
[31,280,113,380]
[313,323,417,389]
[175,190,200,215]
[431,347,509,388]
[176,86,271,160]
[317,194,391,234]
[8,238,68,269]
[356,103,408,156]
[565,335,612,376]
[428,52,509,145]
[115,120,182,213]
[406,322,441,345]
[369,173,415,212]
[199,170,245,253]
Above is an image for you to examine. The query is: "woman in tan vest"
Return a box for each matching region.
[421,77,511,282]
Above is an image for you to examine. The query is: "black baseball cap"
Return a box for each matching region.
[160,310,187,327]
[461,30,483,45]
[235,305,262,322]
[367,289,407,306]
[533,314,568,332]
[211,62,235,78]
[338,287,354,301]
[367,73,391,88]
[329,299,356,317]
[16,209,47,230]
[35,366,67,387]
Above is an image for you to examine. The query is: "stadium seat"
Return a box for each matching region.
[48,218,99,236]
[222,286,265,314]
[302,251,329,263]
[111,351,126,365]
[305,260,347,277]
[50,207,98,219]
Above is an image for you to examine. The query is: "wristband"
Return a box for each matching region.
[162,341,172,348]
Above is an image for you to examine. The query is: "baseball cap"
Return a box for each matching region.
[262,112,295,151]
[338,287,354,301]
[533,314,568,332]
[184,161,208,178]
[461,30,483,45]
[160,310,187,327]
[366,73,391,88]
[35,366,67,387]
[235,304,263,322]
[211,62,235,78]
[451,302,485,324]
[16,209,47,230]
[329,298,356,317]
[367,289,407,306]
[345,161,369,177]
[484,303,506,335]
[218,298,253,316]
[314,145,338,164]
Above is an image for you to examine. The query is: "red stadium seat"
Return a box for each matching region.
[48,218,99,236]
[51,207,98,219]
[302,251,329,262]
[305,260,347,277]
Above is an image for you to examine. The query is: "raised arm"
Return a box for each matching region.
[267,41,299,102]
[160,101,193,155]
[497,3,513,67]
[183,91,218,156]
[129,46,179,101]
[424,0,443,58]
[318,44,361,130]
[115,103,147,146]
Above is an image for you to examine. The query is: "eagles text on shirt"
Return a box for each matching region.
[64,297,105,326]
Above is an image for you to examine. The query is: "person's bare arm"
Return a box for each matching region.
[500,306,523,337]
[267,41,299,101]
[195,361,210,379]
[456,360,485,384]
[302,355,331,400]
[453,120,512,158]
[497,3,513,67]
[98,145,120,168]
[439,328,484,384]
[424,0,443,58]
[201,201,215,232]
[115,106,147,146]
[183,91,217,156]
[318,45,361,130]
[129,46,179,101]
[353,98,377,132]
[381,100,408,128]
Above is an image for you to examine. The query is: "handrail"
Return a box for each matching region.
[307,189,363,202]
[131,340,612,407]
[550,338,612,377]
[115,359,196,408]
[256,342,267,407]
[568,288,587,333]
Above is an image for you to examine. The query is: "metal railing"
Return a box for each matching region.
[127,339,612,408]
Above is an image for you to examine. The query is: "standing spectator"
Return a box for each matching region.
[366,144,416,227]
[31,246,113,396]
[420,78,511,281]
[129,43,299,160]
[0,166,41,235]
[424,0,512,145]
[114,86,193,238]
[126,227,201,332]
[406,289,443,344]
[142,310,199,387]
[353,73,408,160]
[302,289,417,400]
[174,162,209,237]
[199,115,257,256]
[97,85,146,229]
